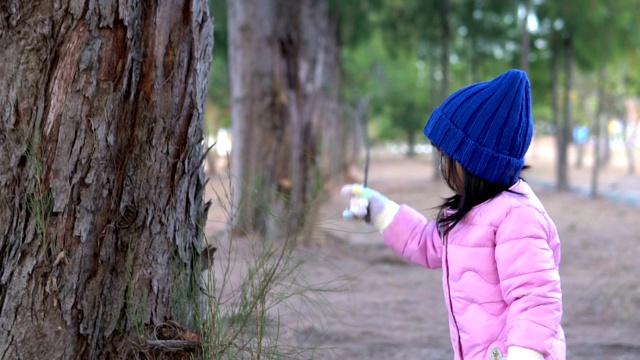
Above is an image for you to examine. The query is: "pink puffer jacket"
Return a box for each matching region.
[382,180,565,360]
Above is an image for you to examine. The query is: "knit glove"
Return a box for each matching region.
[341,184,400,233]
[506,346,544,360]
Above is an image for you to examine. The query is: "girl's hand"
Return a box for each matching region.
[341,184,400,233]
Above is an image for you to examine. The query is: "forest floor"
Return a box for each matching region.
[204,136,640,360]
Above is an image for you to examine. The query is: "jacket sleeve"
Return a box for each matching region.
[381,204,443,269]
[495,205,562,357]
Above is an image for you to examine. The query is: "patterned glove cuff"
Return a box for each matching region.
[373,202,400,233]
[507,346,544,360]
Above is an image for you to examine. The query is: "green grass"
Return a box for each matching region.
[22,129,57,255]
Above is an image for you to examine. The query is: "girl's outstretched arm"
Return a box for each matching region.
[341,184,443,269]
[382,205,443,270]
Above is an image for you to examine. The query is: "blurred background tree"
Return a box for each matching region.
[208,0,640,235]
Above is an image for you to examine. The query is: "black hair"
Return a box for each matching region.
[436,149,528,239]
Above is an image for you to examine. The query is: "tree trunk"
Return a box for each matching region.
[0,2,214,359]
[432,0,450,181]
[227,0,275,235]
[560,36,574,190]
[465,0,481,83]
[316,11,345,186]
[556,34,572,191]
[550,30,562,186]
[591,66,606,198]
[439,0,451,103]
[575,91,587,169]
[519,0,531,73]
[470,35,480,83]
[298,0,343,218]
[346,96,370,179]
[624,98,638,175]
[228,0,337,237]
[622,117,635,175]
[602,110,612,167]
[406,130,417,158]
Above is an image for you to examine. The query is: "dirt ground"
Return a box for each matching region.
[205,137,640,360]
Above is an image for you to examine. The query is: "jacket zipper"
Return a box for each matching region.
[491,348,504,360]
[444,234,464,359]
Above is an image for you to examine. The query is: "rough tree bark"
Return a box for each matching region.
[0,1,214,358]
[228,0,340,237]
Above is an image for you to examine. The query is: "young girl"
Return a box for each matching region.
[342,69,565,360]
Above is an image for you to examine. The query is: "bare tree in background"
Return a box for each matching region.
[0,1,214,358]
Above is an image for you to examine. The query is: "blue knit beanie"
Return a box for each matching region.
[424,69,533,185]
